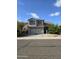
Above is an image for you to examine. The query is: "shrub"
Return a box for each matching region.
[48,24,61,34]
[17,30,28,37]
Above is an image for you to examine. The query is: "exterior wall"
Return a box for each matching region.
[28,27,44,35]
[28,18,44,27]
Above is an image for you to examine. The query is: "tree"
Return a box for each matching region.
[17,21,26,37]
[48,24,61,34]
[17,21,26,31]
[48,24,54,34]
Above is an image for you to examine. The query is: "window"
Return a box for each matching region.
[37,20,43,26]
[29,20,35,25]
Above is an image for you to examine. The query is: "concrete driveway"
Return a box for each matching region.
[17,34,61,40]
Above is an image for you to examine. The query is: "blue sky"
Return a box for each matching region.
[17,0,61,25]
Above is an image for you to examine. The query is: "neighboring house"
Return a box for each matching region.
[23,18,48,35]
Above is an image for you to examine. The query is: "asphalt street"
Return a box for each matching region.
[17,39,61,59]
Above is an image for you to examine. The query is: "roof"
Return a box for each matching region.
[28,18,44,21]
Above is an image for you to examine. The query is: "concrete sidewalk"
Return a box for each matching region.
[17,34,61,40]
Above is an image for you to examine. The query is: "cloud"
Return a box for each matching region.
[54,0,61,7]
[50,12,60,16]
[30,13,40,18]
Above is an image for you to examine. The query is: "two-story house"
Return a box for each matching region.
[23,18,48,35]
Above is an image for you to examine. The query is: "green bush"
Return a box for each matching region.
[17,30,28,37]
[48,24,61,34]
[17,21,28,37]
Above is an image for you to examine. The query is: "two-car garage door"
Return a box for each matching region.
[29,28,44,35]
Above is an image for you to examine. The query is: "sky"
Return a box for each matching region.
[17,0,61,25]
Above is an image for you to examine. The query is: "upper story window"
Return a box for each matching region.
[29,20,35,25]
[37,20,43,26]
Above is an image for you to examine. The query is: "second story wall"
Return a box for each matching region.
[28,18,44,27]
